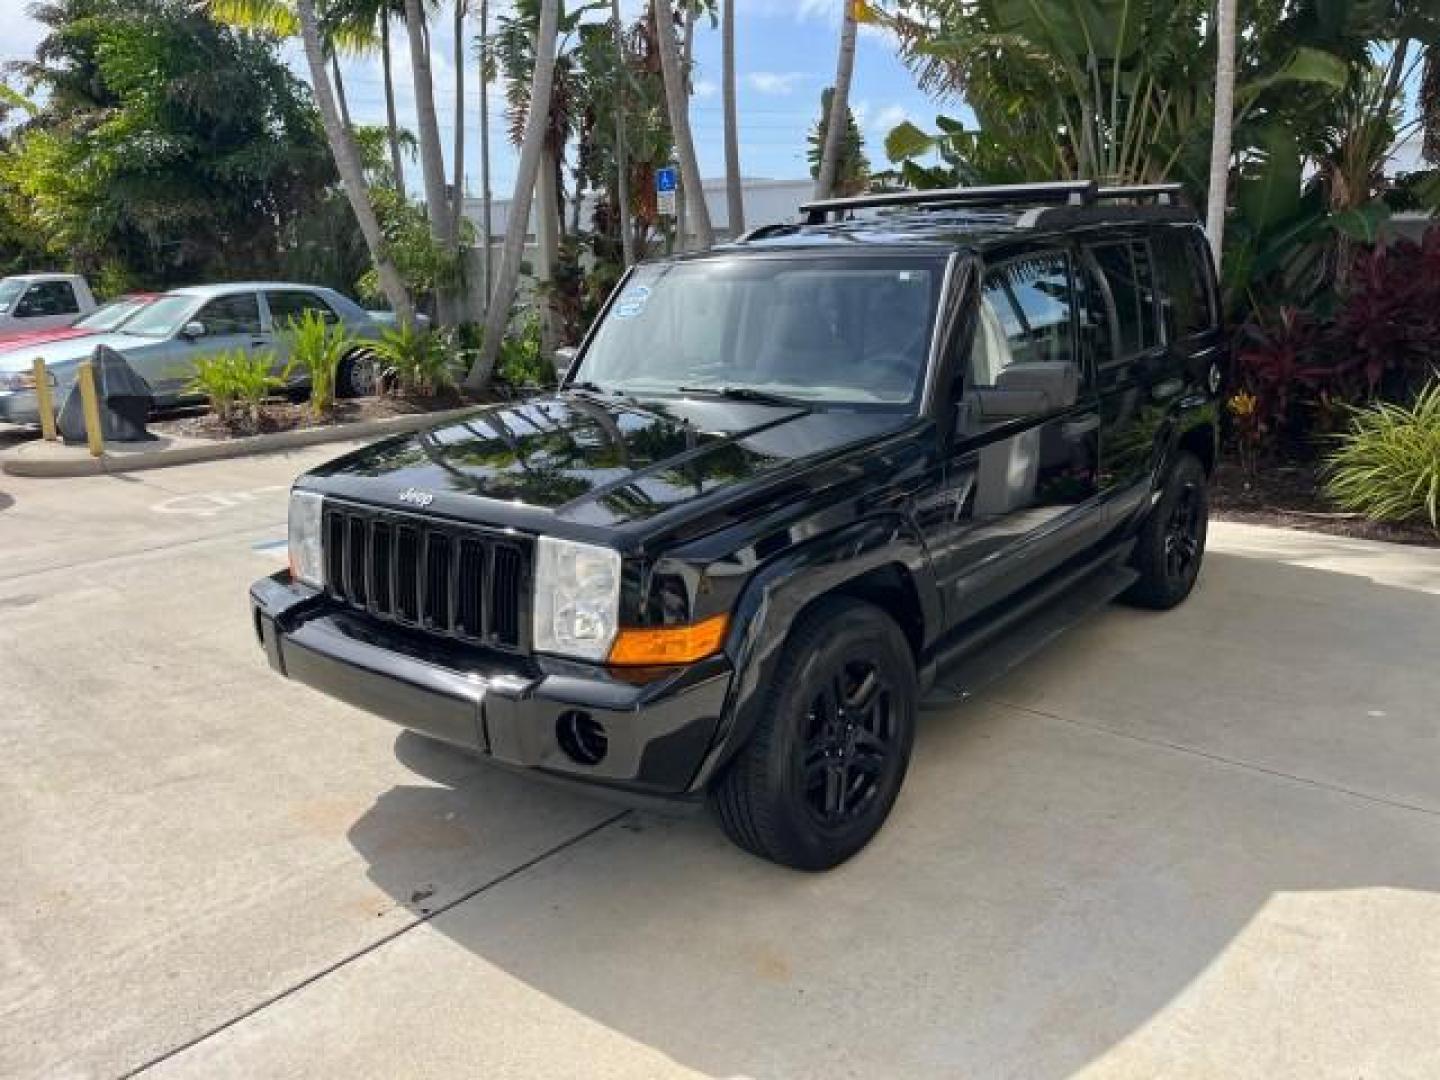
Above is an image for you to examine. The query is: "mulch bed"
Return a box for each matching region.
[1212,460,1439,548]
[149,392,491,442]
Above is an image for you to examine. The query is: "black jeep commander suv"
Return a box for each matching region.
[251,181,1223,870]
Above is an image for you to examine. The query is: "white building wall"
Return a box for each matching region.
[462,177,813,244]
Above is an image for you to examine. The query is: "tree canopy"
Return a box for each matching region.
[1,0,334,288]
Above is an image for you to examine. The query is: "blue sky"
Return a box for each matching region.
[0,0,959,193]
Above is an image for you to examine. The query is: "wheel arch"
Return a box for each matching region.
[689,516,938,792]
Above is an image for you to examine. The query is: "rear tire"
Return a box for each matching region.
[337,350,379,399]
[712,598,917,870]
[1122,451,1209,610]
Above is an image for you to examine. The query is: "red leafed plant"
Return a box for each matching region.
[1233,227,1440,459]
[1233,307,1338,446]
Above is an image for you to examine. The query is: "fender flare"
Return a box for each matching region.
[687,512,939,791]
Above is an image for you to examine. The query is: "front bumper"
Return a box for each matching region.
[250,572,733,800]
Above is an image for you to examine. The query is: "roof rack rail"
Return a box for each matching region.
[734,222,796,243]
[1095,183,1186,205]
[800,181,1098,224]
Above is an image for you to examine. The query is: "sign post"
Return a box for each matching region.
[655,165,678,218]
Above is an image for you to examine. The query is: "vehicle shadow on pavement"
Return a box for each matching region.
[346,550,1440,1078]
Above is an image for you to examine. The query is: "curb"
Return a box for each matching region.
[2,405,480,478]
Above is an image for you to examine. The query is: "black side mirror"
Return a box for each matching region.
[960,361,1080,424]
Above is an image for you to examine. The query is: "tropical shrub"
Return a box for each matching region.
[496,312,549,389]
[1325,382,1440,531]
[187,348,282,431]
[283,309,353,418]
[370,324,459,397]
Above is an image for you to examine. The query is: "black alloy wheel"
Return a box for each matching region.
[800,658,898,829]
[1164,480,1203,583]
[1122,451,1209,610]
[713,597,917,870]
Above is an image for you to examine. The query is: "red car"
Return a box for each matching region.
[0,293,160,354]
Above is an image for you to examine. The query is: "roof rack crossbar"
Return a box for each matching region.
[800,181,1098,224]
[1094,183,1186,206]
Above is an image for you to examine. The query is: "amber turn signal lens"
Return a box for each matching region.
[607,613,730,666]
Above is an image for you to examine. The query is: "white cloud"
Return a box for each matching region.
[692,79,719,99]
[746,71,806,95]
[870,103,910,135]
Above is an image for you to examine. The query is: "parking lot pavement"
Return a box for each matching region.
[3,451,1438,1079]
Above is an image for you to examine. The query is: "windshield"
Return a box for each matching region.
[75,297,151,332]
[120,294,197,338]
[574,255,946,406]
[0,280,25,313]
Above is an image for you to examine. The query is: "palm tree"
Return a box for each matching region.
[450,0,467,256]
[209,0,414,319]
[722,0,743,236]
[652,0,712,248]
[674,2,695,248]
[330,0,407,193]
[610,0,636,266]
[467,0,561,388]
[379,13,406,193]
[402,0,458,325]
[1205,0,1238,260]
[814,0,859,201]
[477,0,494,299]
[296,0,416,323]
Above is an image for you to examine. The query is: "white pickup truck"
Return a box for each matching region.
[0,274,98,338]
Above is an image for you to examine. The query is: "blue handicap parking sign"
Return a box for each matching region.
[656,166,679,194]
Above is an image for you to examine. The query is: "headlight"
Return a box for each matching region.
[288,489,325,588]
[533,536,621,661]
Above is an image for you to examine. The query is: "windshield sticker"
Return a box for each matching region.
[612,285,651,320]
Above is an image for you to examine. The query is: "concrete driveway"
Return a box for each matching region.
[2,447,1438,1079]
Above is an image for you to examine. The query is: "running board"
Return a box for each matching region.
[921,555,1138,709]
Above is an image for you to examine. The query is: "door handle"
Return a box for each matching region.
[1062,415,1100,439]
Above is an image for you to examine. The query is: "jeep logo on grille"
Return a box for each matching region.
[398,487,435,508]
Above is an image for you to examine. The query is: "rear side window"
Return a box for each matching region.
[198,293,262,335]
[268,290,338,329]
[1154,229,1216,339]
[16,281,80,317]
[1088,241,1159,357]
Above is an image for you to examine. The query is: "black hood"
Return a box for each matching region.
[306,392,915,538]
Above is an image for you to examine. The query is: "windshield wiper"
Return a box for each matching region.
[676,385,812,409]
[565,380,641,404]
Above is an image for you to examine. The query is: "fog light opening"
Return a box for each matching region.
[556,710,608,766]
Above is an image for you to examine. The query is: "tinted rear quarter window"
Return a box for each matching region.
[1155,228,1216,339]
[1088,241,1160,360]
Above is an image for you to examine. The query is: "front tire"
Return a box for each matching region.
[712,598,917,870]
[1122,451,1209,610]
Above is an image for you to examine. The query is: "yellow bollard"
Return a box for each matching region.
[32,358,58,441]
[76,360,105,458]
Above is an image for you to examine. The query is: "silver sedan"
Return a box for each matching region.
[0,282,388,426]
